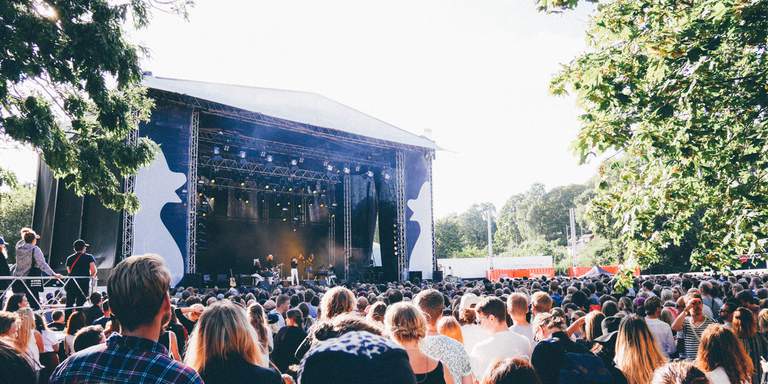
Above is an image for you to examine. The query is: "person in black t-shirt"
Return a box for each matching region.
[65,239,96,316]
[290,257,299,285]
[270,308,307,373]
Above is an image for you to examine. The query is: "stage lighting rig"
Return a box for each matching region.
[343,166,351,174]
[266,154,273,163]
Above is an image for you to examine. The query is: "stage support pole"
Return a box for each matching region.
[187,109,199,273]
[343,173,352,280]
[121,122,139,259]
[395,151,407,281]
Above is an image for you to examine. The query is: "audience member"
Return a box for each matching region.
[645,296,677,357]
[615,315,667,384]
[507,293,534,345]
[47,311,66,331]
[651,361,711,384]
[482,357,542,384]
[319,286,355,321]
[437,316,464,344]
[49,254,203,384]
[271,308,306,373]
[0,338,36,384]
[185,301,281,384]
[4,292,28,312]
[385,302,454,384]
[672,293,716,360]
[63,311,86,356]
[731,307,768,383]
[695,324,752,384]
[470,297,531,380]
[72,325,105,352]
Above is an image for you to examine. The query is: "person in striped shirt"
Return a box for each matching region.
[671,292,716,360]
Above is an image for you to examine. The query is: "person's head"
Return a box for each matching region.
[267,254,273,261]
[531,292,552,315]
[65,310,87,336]
[366,301,387,324]
[758,308,768,334]
[584,311,605,342]
[107,254,171,333]
[73,239,88,253]
[482,357,542,384]
[602,300,619,317]
[275,294,290,313]
[51,310,65,324]
[4,293,28,312]
[384,302,427,345]
[73,325,105,352]
[532,312,567,341]
[684,293,704,317]
[89,292,102,306]
[719,300,737,323]
[413,289,444,326]
[696,324,753,384]
[247,303,269,352]
[0,340,36,384]
[644,296,663,318]
[732,306,757,338]
[651,361,710,384]
[506,293,529,321]
[101,300,111,315]
[356,297,369,314]
[436,316,463,344]
[22,230,38,245]
[298,331,416,384]
[0,311,18,339]
[185,300,266,372]
[615,314,667,384]
[14,308,34,352]
[320,286,355,321]
[475,297,507,329]
[286,308,303,328]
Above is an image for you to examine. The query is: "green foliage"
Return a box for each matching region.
[435,215,463,258]
[457,203,496,250]
[0,182,35,263]
[549,0,768,272]
[0,1,190,212]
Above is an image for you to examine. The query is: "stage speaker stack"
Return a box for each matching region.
[432,270,443,282]
[408,271,422,284]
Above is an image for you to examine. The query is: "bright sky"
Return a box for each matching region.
[1,0,599,218]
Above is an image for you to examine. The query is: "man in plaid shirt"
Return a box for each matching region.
[50,254,202,384]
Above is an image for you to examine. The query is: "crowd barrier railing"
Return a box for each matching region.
[0,275,97,313]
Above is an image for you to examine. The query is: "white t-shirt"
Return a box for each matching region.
[645,318,676,357]
[460,324,490,355]
[706,367,732,384]
[470,330,532,380]
[509,323,535,347]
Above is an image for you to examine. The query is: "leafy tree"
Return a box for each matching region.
[0,0,190,212]
[457,203,496,250]
[528,184,589,245]
[0,183,35,263]
[545,0,768,272]
[435,215,463,258]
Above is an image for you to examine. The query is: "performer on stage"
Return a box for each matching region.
[290,257,299,285]
[327,264,336,286]
[265,254,275,269]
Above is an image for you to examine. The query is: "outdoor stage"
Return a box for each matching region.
[33,75,438,287]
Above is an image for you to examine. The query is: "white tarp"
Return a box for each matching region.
[437,256,553,279]
[143,76,436,149]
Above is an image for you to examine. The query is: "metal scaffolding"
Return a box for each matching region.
[187,110,200,273]
[198,156,341,183]
[122,126,139,259]
[395,151,407,281]
[343,173,352,279]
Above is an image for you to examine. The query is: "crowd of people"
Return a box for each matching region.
[2,231,768,383]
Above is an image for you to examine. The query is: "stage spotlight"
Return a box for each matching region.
[291,159,298,166]
[326,164,333,172]
[276,202,280,207]
[245,199,249,204]
[355,165,361,172]
[299,157,305,163]
[223,145,230,152]
[266,154,273,163]
[288,187,293,192]
[238,150,246,159]
[260,151,266,158]
[211,179,216,184]
[282,218,287,222]
[282,207,288,211]
[213,146,221,155]
[265,185,270,189]
[384,173,391,181]
[240,182,245,187]
[343,167,350,174]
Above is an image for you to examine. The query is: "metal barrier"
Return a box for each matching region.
[0,275,97,312]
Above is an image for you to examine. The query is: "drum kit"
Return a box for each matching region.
[250,263,283,287]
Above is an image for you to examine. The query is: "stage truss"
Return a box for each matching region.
[395,151,407,280]
[122,124,139,259]
[187,110,200,273]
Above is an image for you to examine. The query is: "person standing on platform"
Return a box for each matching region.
[290,258,299,286]
[13,230,61,310]
[65,240,97,317]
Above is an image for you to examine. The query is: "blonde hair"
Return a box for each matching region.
[384,302,427,343]
[532,312,566,334]
[107,254,171,331]
[14,308,34,353]
[615,315,667,384]
[185,301,266,372]
[319,286,355,321]
[531,292,552,314]
[758,309,768,333]
[437,316,463,344]
[507,293,529,317]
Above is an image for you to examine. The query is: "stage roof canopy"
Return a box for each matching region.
[143,75,436,150]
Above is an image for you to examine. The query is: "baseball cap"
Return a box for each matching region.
[73,239,90,249]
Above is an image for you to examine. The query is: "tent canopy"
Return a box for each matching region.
[579,266,613,278]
